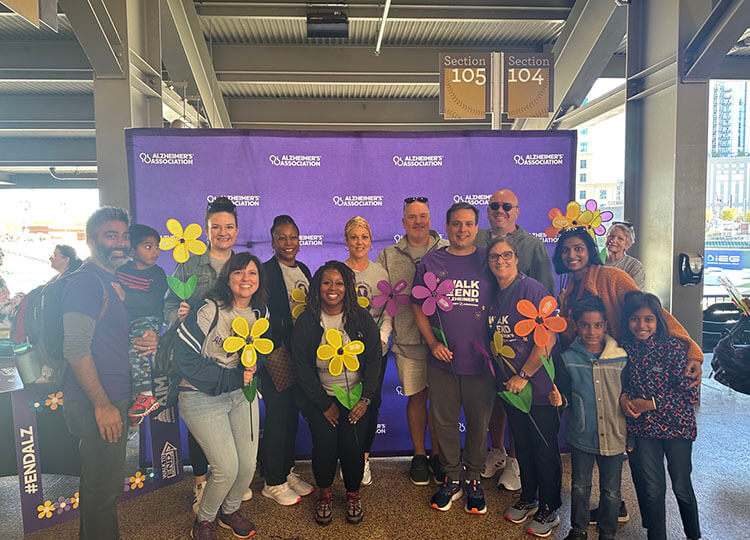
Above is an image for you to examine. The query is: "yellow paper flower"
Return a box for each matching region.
[317,328,364,376]
[223,317,274,367]
[37,500,55,519]
[129,471,145,490]
[291,288,307,319]
[357,295,370,308]
[490,331,515,360]
[72,492,79,509]
[159,218,207,263]
[45,391,63,410]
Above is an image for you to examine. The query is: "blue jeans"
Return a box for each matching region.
[630,437,701,540]
[570,448,623,539]
[179,388,259,522]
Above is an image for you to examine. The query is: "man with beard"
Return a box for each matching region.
[61,207,137,539]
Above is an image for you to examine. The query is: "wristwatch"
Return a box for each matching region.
[361,397,371,406]
[518,370,530,381]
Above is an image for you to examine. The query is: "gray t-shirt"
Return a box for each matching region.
[352,260,392,347]
[316,312,361,396]
[280,263,309,315]
[404,243,430,262]
[180,300,258,390]
[210,256,227,276]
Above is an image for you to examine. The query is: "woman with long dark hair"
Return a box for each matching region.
[292,261,382,526]
[171,252,269,539]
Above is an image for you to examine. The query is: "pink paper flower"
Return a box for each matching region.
[584,199,614,236]
[412,272,454,316]
[372,279,410,317]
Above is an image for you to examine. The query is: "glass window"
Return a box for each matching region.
[580,159,587,169]
[580,173,587,183]
[600,189,607,199]
[580,142,588,152]
[579,190,587,199]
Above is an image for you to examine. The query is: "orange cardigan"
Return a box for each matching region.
[558,265,703,365]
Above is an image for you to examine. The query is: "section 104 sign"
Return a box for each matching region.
[502,52,554,119]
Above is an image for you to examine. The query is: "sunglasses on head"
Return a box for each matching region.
[612,221,634,229]
[488,202,518,212]
[404,196,429,205]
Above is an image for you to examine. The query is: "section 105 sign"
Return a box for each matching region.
[439,52,490,120]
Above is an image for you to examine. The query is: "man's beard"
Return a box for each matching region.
[94,244,130,270]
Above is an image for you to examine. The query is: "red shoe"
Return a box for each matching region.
[128,394,159,426]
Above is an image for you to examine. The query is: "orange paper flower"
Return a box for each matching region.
[514,296,567,347]
[545,201,594,238]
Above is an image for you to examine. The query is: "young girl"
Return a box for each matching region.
[618,291,700,540]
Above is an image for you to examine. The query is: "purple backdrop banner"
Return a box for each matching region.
[125,129,575,456]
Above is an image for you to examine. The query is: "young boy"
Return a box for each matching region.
[550,296,628,540]
[117,224,168,425]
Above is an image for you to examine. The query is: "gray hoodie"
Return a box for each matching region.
[375,230,448,360]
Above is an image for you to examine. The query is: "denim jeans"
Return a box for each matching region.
[179,388,259,522]
[63,398,129,540]
[570,448,623,539]
[630,437,701,540]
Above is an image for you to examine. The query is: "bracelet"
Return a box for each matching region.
[651,396,657,410]
[361,397,371,406]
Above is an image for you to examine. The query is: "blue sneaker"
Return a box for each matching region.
[464,480,487,515]
[430,477,462,511]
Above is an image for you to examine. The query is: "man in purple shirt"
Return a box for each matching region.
[412,202,495,515]
[61,207,139,539]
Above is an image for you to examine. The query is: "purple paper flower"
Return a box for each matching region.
[585,199,614,236]
[371,279,410,317]
[56,496,72,514]
[412,272,454,316]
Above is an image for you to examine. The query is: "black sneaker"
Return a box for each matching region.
[217,509,256,538]
[409,455,430,486]
[463,480,487,515]
[563,529,588,540]
[589,500,629,525]
[428,454,444,484]
[526,504,560,538]
[430,477,462,511]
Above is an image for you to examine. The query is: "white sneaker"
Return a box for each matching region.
[480,447,507,478]
[192,480,207,515]
[262,481,302,506]
[286,470,314,497]
[361,458,373,486]
[242,487,253,501]
[498,456,521,491]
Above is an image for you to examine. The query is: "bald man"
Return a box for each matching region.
[474,189,555,294]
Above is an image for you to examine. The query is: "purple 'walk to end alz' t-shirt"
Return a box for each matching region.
[412,247,492,376]
[62,261,131,404]
[488,274,557,406]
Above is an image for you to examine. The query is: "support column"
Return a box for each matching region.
[624,0,710,343]
[61,0,162,210]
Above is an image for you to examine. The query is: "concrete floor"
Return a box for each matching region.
[2,372,749,539]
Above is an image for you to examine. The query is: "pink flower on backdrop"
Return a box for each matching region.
[412,272,454,316]
[372,279,410,317]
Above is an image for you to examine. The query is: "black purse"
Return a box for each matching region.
[711,314,750,395]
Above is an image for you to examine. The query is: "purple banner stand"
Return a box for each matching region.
[11,388,183,535]
[126,129,576,457]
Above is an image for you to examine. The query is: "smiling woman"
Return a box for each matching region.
[604,222,645,289]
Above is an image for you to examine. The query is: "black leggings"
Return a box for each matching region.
[363,353,388,453]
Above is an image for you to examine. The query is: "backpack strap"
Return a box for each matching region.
[207,299,220,335]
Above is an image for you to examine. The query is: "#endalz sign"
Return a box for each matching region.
[126,128,575,456]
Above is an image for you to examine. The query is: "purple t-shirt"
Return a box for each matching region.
[412,247,492,375]
[62,262,131,404]
[488,274,557,405]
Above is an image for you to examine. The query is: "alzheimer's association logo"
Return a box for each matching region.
[268,154,321,167]
[392,155,443,167]
[139,152,194,165]
[453,194,491,206]
[513,153,564,166]
[332,195,383,207]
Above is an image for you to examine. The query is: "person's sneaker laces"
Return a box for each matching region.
[563,529,588,540]
[409,455,430,486]
[464,480,487,515]
[192,480,207,515]
[218,508,256,538]
[589,500,629,525]
[127,394,159,426]
[242,487,252,502]
[526,504,560,538]
[430,477,462,511]
[481,447,507,478]
[361,458,373,486]
[261,482,301,506]
[497,455,521,491]
[286,470,314,496]
[428,454,444,484]
[346,492,364,524]
[315,493,332,526]
[504,497,538,523]
[190,519,217,540]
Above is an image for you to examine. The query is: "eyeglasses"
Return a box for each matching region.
[488,251,515,262]
[612,221,634,229]
[488,202,518,212]
[404,196,429,205]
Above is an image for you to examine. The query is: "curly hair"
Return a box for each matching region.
[306,260,359,321]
